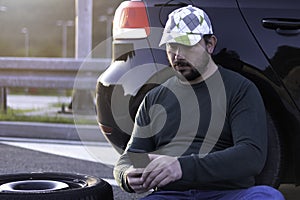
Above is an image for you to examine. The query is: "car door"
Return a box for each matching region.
[237,0,300,110]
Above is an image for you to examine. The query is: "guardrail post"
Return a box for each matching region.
[0,87,7,113]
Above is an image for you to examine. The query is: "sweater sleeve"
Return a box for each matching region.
[113,152,135,193]
[178,81,268,184]
[113,94,155,192]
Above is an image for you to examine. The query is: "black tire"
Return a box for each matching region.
[0,172,113,200]
[255,113,284,188]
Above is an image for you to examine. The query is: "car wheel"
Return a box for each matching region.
[0,172,113,200]
[255,113,284,188]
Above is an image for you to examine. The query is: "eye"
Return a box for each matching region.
[167,44,179,53]
[166,43,173,48]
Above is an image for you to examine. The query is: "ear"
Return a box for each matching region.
[206,35,217,54]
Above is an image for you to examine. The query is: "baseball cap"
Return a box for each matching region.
[159,5,213,47]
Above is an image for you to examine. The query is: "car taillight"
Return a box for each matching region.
[113,0,150,39]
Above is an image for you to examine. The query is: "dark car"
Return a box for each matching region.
[96,0,300,188]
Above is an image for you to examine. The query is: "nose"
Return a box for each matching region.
[174,47,185,60]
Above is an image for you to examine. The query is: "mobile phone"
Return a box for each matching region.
[127,149,150,168]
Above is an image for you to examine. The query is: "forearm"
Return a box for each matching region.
[178,142,266,184]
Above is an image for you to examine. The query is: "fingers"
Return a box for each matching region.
[144,169,170,189]
[129,179,148,194]
[148,154,160,161]
[125,155,182,192]
[127,167,144,177]
[142,161,161,188]
[142,163,173,189]
[141,155,182,190]
[126,167,149,194]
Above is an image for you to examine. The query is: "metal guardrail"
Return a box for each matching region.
[0,57,110,89]
[0,57,111,112]
[0,121,105,142]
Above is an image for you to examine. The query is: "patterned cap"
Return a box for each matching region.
[159,5,213,46]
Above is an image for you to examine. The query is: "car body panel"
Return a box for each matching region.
[238,0,300,184]
[238,0,300,110]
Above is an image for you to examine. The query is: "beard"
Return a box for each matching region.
[178,67,201,81]
[173,60,208,82]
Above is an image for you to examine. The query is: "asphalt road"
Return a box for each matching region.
[1,142,300,200]
[0,143,146,200]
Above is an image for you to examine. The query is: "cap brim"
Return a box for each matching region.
[159,32,202,47]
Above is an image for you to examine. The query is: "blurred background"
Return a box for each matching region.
[0,0,123,122]
[0,0,122,58]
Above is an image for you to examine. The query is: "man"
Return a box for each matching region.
[114,5,284,199]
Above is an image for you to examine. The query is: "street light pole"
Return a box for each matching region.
[21,27,29,57]
[0,5,7,113]
[57,20,74,57]
[98,7,114,58]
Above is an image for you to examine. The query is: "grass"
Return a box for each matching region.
[0,108,75,124]
[0,107,96,125]
[8,88,73,96]
[2,90,98,125]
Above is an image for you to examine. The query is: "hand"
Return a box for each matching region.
[141,154,182,190]
[125,167,149,194]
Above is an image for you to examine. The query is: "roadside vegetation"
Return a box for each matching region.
[0,106,97,125]
[1,88,97,125]
[0,107,75,124]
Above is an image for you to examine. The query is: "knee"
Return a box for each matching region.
[246,185,285,200]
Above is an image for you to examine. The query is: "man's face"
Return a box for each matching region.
[166,39,210,82]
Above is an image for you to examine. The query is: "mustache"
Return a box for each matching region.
[173,60,192,67]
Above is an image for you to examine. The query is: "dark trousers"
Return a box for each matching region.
[140,185,284,200]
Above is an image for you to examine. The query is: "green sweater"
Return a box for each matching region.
[114,67,267,192]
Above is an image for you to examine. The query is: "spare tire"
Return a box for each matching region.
[0,172,113,200]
